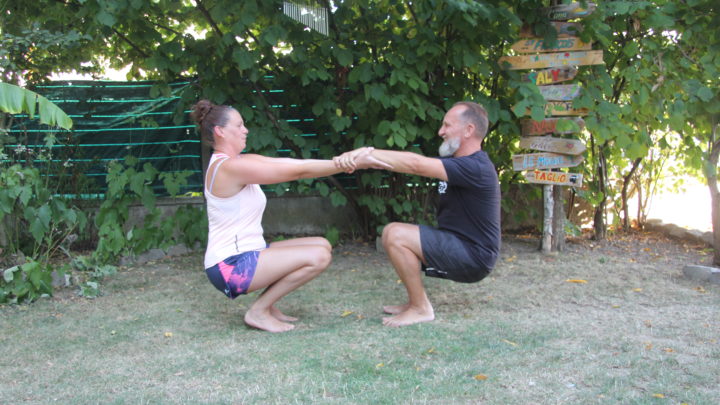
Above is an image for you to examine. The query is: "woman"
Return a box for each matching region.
[190,99,385,333]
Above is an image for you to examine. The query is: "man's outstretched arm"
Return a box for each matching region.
[337,148,448,181]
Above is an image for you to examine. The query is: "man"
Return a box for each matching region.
[336,101,501,327]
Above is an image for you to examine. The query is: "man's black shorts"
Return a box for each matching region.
[419,225,491,283]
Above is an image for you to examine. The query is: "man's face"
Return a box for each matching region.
[438,106,466,157]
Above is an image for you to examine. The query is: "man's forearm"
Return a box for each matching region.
[369,149,447,181]
[369,149,423,175]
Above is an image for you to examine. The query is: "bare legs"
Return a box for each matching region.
[381,223,435,327]
[243,237,332,333]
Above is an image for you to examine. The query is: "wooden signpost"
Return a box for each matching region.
[544,2,596,21]
[520,22,583,38]
[519,136,586,155]
[524,170,583,187]
[505,2,597,253]
[523,66,577,85]
[521,117,585,135]
[511,37,591,53]
[512,152,584,171]
[499,50,604,70]
[538,84,581,101]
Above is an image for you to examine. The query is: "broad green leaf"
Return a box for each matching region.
[96,10,117,26]
[0,82,26,114]
[37,203,52,229]
[696,86,714,102]
[393,133,408,148]
[335,48,353,67]
[29,216,46,243]
[4,266,18,282]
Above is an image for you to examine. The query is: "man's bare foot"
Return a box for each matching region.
[382,306,434,327]
[270,305,298,322]
[244,309,295,333]
[382,304,409,315]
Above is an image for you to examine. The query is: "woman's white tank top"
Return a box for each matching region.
[204,153,267,268]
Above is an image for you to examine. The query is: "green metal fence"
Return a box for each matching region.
[4,79,201,197]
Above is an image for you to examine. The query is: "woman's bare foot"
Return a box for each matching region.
[270,305,298,322]
[382,305,434,327]
[382,304,409,315]
[244,308,295,333]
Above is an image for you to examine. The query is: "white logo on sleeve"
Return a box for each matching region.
[438,181,447,194]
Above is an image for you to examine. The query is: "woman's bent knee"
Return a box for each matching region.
[308,246,332,272]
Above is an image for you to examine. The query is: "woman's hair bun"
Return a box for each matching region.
[190,99,215,125]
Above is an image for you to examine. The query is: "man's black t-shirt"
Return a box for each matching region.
[437,150,501,270]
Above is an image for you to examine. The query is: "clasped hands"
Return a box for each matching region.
[334,147,392,173]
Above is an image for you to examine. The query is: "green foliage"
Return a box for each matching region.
[324,226,340,247]
[0,88,207,302]
[3,0,718,245]
[0,21,96,84]
[1,0,526,237]
[173,204,209,248]
[1,259,52,304]
[0,164,88,303]
[63,255,118,298]
[0,83,73,129]
[93,155,196,263]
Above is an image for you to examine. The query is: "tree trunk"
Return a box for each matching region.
[621,158,642,231]
[635,175,645,230]
[594,149,607,240]
[705,119,720,265]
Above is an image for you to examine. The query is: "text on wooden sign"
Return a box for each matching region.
[499,50,604,70]
[511,37,591,53]
[523,67,578,85]
[521,117,585,136]
[519,136,586,155]
[524,170,584,187]
[512,153,584,171]
[539,84,581,101]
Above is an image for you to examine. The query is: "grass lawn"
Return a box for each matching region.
[1,233,718,404]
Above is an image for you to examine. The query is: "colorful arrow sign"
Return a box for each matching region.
[521,117,585,136]
[511,37,591,53]
[543,101,589,116]
[519,136,586,155]
[520,22,583,39]
[524,170,583,187]
[512,152,585,171]
[518,101,589,117]
[499,50,604,70]
[544,2,596,21]
[523,67,578,85]
[539,84,582,101]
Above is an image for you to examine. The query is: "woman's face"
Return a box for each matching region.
[218,109,249,151]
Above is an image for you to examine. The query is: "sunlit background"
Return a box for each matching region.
[644,179,711,232]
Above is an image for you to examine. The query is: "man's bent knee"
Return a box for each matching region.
[382,222,403,247]
[382,223,418,248]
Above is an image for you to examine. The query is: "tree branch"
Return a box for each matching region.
[112,28,150,58]
[195,0,223,38]
[404,1,420,25]
[149,19,183,37]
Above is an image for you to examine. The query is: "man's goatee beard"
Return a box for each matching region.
[439,138,460,157]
